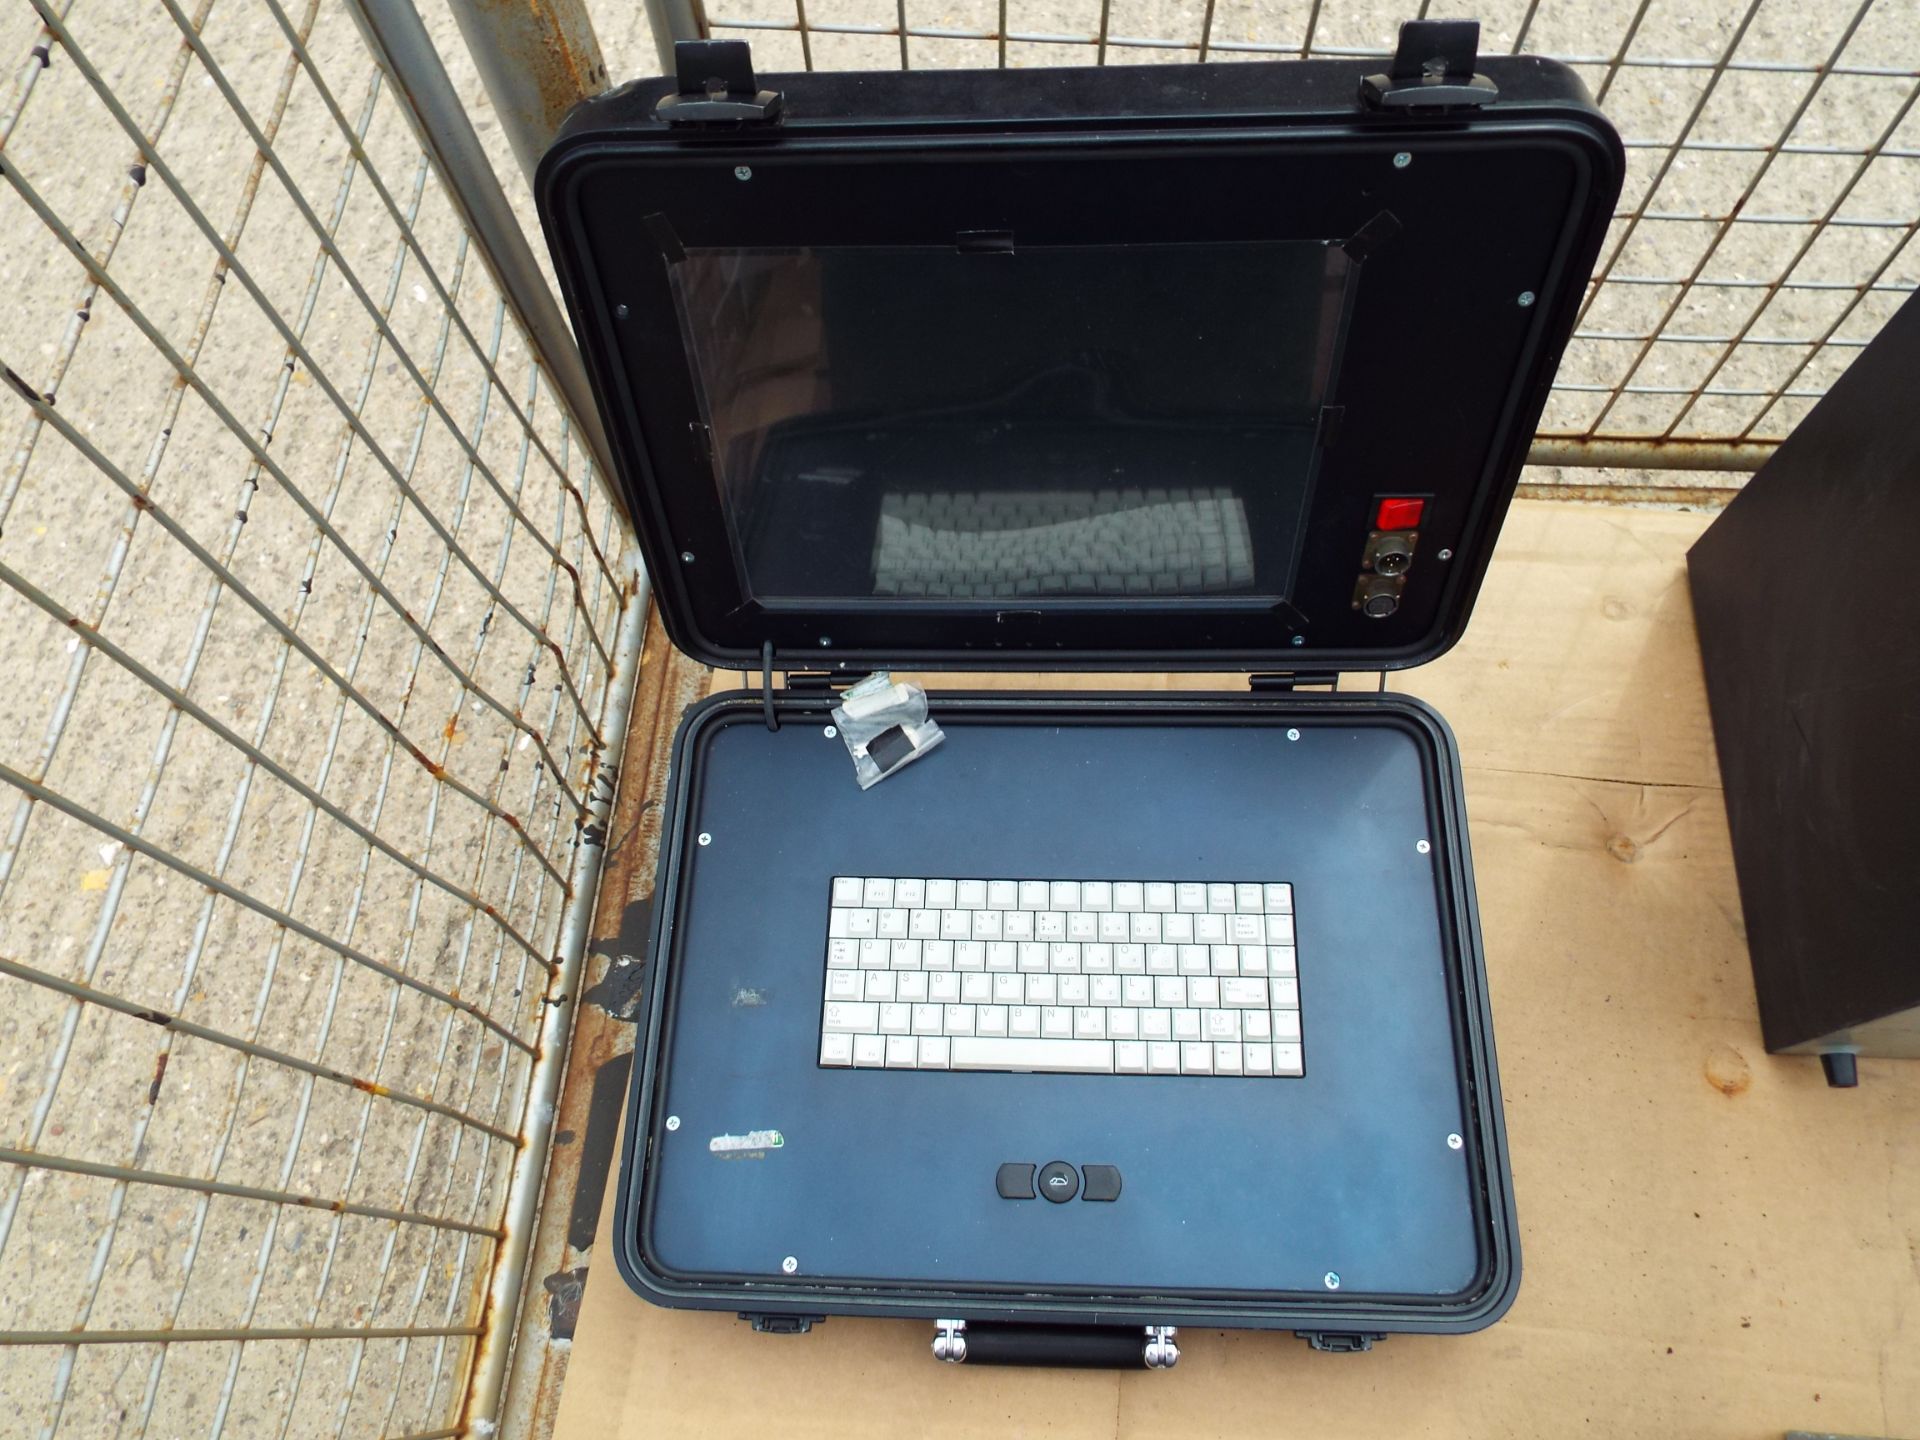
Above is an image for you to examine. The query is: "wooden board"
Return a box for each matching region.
[552,500,1920,1440]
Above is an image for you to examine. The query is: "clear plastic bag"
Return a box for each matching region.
[831,671,945,790]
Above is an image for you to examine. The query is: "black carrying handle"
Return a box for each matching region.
[954,1322,1151,1368]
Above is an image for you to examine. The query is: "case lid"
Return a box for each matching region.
[538,33,1621,672]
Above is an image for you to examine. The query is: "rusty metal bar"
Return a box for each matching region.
[443,0,609,188]
[1527,438,1778,471]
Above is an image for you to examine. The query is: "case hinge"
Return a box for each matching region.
[741,1311,824,1334]
[1359,20,1499,111]
[760,642,861,730]
[1297,1330,1386,1353]
[928,1320,1179,1368]
[656,40,785,126]
[1248,671,1340,692]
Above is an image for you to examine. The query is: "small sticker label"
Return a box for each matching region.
[709,1129,784,1155]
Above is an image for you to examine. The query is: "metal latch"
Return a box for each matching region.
[1359,20,1499,110]
[1298,1330,1386,1352]
[932,1318,968,1362]
[929,1320,1180,1368]
[656,39,785,126]
[1248,671,1340,692]
[741,1311,823,1334]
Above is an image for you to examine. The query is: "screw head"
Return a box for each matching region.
[818,636,832,647]
[613,303,630,319]
[1324,1271,1342,1290]
[734,165,753,181]
[1286,728,1300,742]
[1416,839,1431,854]
[781,1255,798,1274]
[697,832,711,847]
[1448,1132,1464,1150]
[1290,634,1305,647]
[680,550,695,563]
[1437,548,1453,561]
[665,1115,680,1131]
[823,725,837,739]
[1392,151,1412,169]
[1518,290,1537,308]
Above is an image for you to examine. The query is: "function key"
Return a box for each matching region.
[894,877,926,908]
[863,877,894,907]
[926,878,957,908]
[957,878,988,908]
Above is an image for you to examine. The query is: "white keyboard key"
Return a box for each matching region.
[1207,883,1236,913]
[945,1004,976,1035]
[1154,976,1186,1008]
[1189,977,1221,1009]
[1059,975,1089,1005]
[828,969,864,1000]
[1194,913,1227,944]
[886,1035,917,1067]
[1074,1007,1106,1039]
[926,879,957,908]
[1130,912,1163,942]
[1141,1008,1172,1040]
[1146,944,1177,974]
[864,972,896,1002]
[878,908,909,939]
[987,880,1017,908]
[1179,945,1210,976]
[1067,912,1098,941]
[829,908,853,938]
[918,1036,951,1069]
[898,972,929,1002]
[1222,977,1269,1007]
[1244,1010,1272,1040]
[1268,915,1296,945]
[1036,911,1066,940]
[1083,943,1114,973]
[929,973,961,1002]
[957,878,988,908]
[1122,976,1153,1007]
[1018,942,1048,973]
[1116,1040,1148,1073]
[1098,912,1131,942]
[1244,1042,1273,1075]
[1236,883,1264,911]
[863,878,894,907]
[955,941,986,970]
[1083,881,1112,911]
[828,938,858,968]
[848,909,878,937]
[1106,1007,1138,1039]
[1009,1005,1042,1037]
[978,1004,1009,1036]
[1272,978,1300,1008]
[1026,974,1057,1005]
[1273,1009,1302,1041]
[858,938,888,969]
[1090,976,1122,1005]
[941,910,972,939]
[821,1033,854,1066]
[962,973,992,1003]
[1172,1008,1202,1041]
[1270,946,1297,977]
[950,1037,1113,1073]
[1239,945,1267,975]
[832,877,863,907]
[971,910,1002,940]
[1113,882,1145,911]
[1265,883,1293,913]
[1210,944,1240,976]
[923,940,954,970]
[987,942,1017,971]
[1050,881,1081,910]
[1004,911,1035,940]
[1115,943,1147,973]
[912,1003,944,1035]
[1273,1042,1304,1076]
[1204,1008,1240,1041]
[1145,881,1176,910]
[1214,1042,1243,1074]
[894,878,926,908]
[1042,1006,1073,1038]
[1230,913,1265,944]
[1148,1041,1181,1074]
[1163,912,1195,943]
[853,1034,886,1067]
[993,972,1023,1003]
[1180,1041,1214,1074]
[890,939,922,969]
[1175,882,1206,912]
[1019,880,1050,909]
[909,909,940,939]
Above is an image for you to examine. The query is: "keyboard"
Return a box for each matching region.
[872,489,1256,598]
[817,877,1302,1077]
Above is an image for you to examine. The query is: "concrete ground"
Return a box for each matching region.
[0,0,1912,1437]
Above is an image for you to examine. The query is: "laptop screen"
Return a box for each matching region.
[668,240,1356,608]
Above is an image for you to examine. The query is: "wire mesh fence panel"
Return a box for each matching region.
[687,0,1920,465]
[0,0,638,1435]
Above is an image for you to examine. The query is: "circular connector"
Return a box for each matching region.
[1373,547,1413,577]
[1362,593,1399,618]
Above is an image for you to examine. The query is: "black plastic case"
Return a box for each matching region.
[537,27,1620,1360]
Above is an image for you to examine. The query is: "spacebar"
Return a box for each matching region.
[949,1038,1114,1073]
